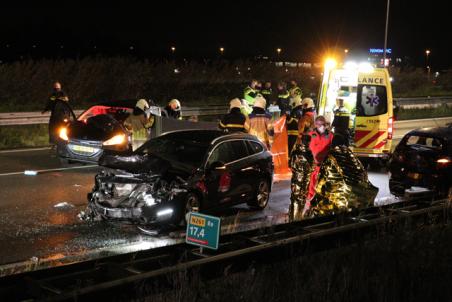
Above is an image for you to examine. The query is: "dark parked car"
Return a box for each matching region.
[85,130,274,225]
[56,100,139,164]
[389,127,452,199]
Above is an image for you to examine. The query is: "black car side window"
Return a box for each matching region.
[207,140,248,165]
[247,141,264,154]
[208,142,235,165]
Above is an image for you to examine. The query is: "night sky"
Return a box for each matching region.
[0,1,449,68]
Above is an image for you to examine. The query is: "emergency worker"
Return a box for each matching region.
[42,81,72,144]
[124,99,155,150]
[275,81,290,115]
[219,98,248,133]
[286,95,303,156]
[303,116,333,216]
[296,97,316,143]
[163,99,182,120]
[332,98,351,146]
[289,80,302,98]
[247,96,273,148]
[243,79,260,106]
[260,81,273,108]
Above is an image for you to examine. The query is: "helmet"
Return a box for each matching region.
[290,96,302,108]
[302,97,315,109]
[253,96,266,109]
[169,99,181,110]
[229,98,242,109]
[135,99,149,111]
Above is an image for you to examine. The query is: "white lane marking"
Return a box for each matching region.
[0,147,51,154]
[0,165,98,177]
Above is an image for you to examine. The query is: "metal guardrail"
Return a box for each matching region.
[1,96,452,126]
[0,106,229,126]
[394,96,452,109]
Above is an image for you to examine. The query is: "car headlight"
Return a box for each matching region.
[59,127,69,141]
[103,134,126,146]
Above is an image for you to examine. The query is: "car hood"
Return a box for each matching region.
[98,153,194,176]
[70,114,125,141]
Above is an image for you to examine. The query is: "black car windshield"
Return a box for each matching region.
[135,136,209,167]
[404,135,444,151]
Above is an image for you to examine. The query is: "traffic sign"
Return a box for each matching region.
[186,212,221,250]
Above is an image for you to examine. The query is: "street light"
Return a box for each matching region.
[383,0,390,65]
[426,49,431,81]
[344,49,349,53]
[171,46,176,53]
[219,47,224,54]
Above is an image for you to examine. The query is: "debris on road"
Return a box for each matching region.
[24,170,38,176]
[54,202,75,209]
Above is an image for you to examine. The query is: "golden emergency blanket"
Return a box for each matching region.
[289,144,378,218]
[289,143,313,221]
[310,145,378,216]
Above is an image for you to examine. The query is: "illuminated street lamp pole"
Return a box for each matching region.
[426,49,431,81]
[219,47,224,55]
[383,0,390,66]
[276,48,282,60]
[170,46,176,53]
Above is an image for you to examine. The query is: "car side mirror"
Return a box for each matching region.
[208,161,226,171]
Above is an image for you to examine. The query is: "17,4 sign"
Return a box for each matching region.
[186,212,221,250]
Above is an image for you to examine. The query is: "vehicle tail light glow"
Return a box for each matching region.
[388,117,393,140]
[59,127,69,141]
[437,158,451,164]
[103,134,126,146]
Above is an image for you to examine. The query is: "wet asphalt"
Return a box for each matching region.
[0,148,394,269]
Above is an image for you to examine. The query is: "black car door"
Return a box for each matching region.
[204,140,252,208]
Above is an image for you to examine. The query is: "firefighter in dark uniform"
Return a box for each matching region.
[42,82,71,145]
[276,81,290,115]
[163,99,182,120]
[332,98,351,146]
[260,81,273,108]
[286,95,303,157]
[219,98,248,133]
[124,99,155,151]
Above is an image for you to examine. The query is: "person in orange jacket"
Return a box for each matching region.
[303,115,333,216]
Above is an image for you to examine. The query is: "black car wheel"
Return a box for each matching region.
[248,179,270,210]
[182,193,201,226]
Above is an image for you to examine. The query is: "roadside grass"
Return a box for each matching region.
[396,104,452,120]
[0,124,48,149]
[126,222,452,302]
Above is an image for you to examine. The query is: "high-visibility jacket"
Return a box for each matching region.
[298,109,315,136]
[309,129,333,165]
[260,88,273,106]
[307,129,334,201]
[219,108,248,133]
[332,106,351,131]
[287,105,303,136]
[124,114,154,150]
[243,86,258,106]
[276,89,290,114]
[248,107,273,148]
[289,85,302,98]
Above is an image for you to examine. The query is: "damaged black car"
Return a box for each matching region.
[84,130,274,225]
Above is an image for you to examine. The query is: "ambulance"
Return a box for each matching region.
[317,59,394,162]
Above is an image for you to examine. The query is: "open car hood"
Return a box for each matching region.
[70,114,125,141]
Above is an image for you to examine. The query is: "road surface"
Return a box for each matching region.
[0,147,395,275]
